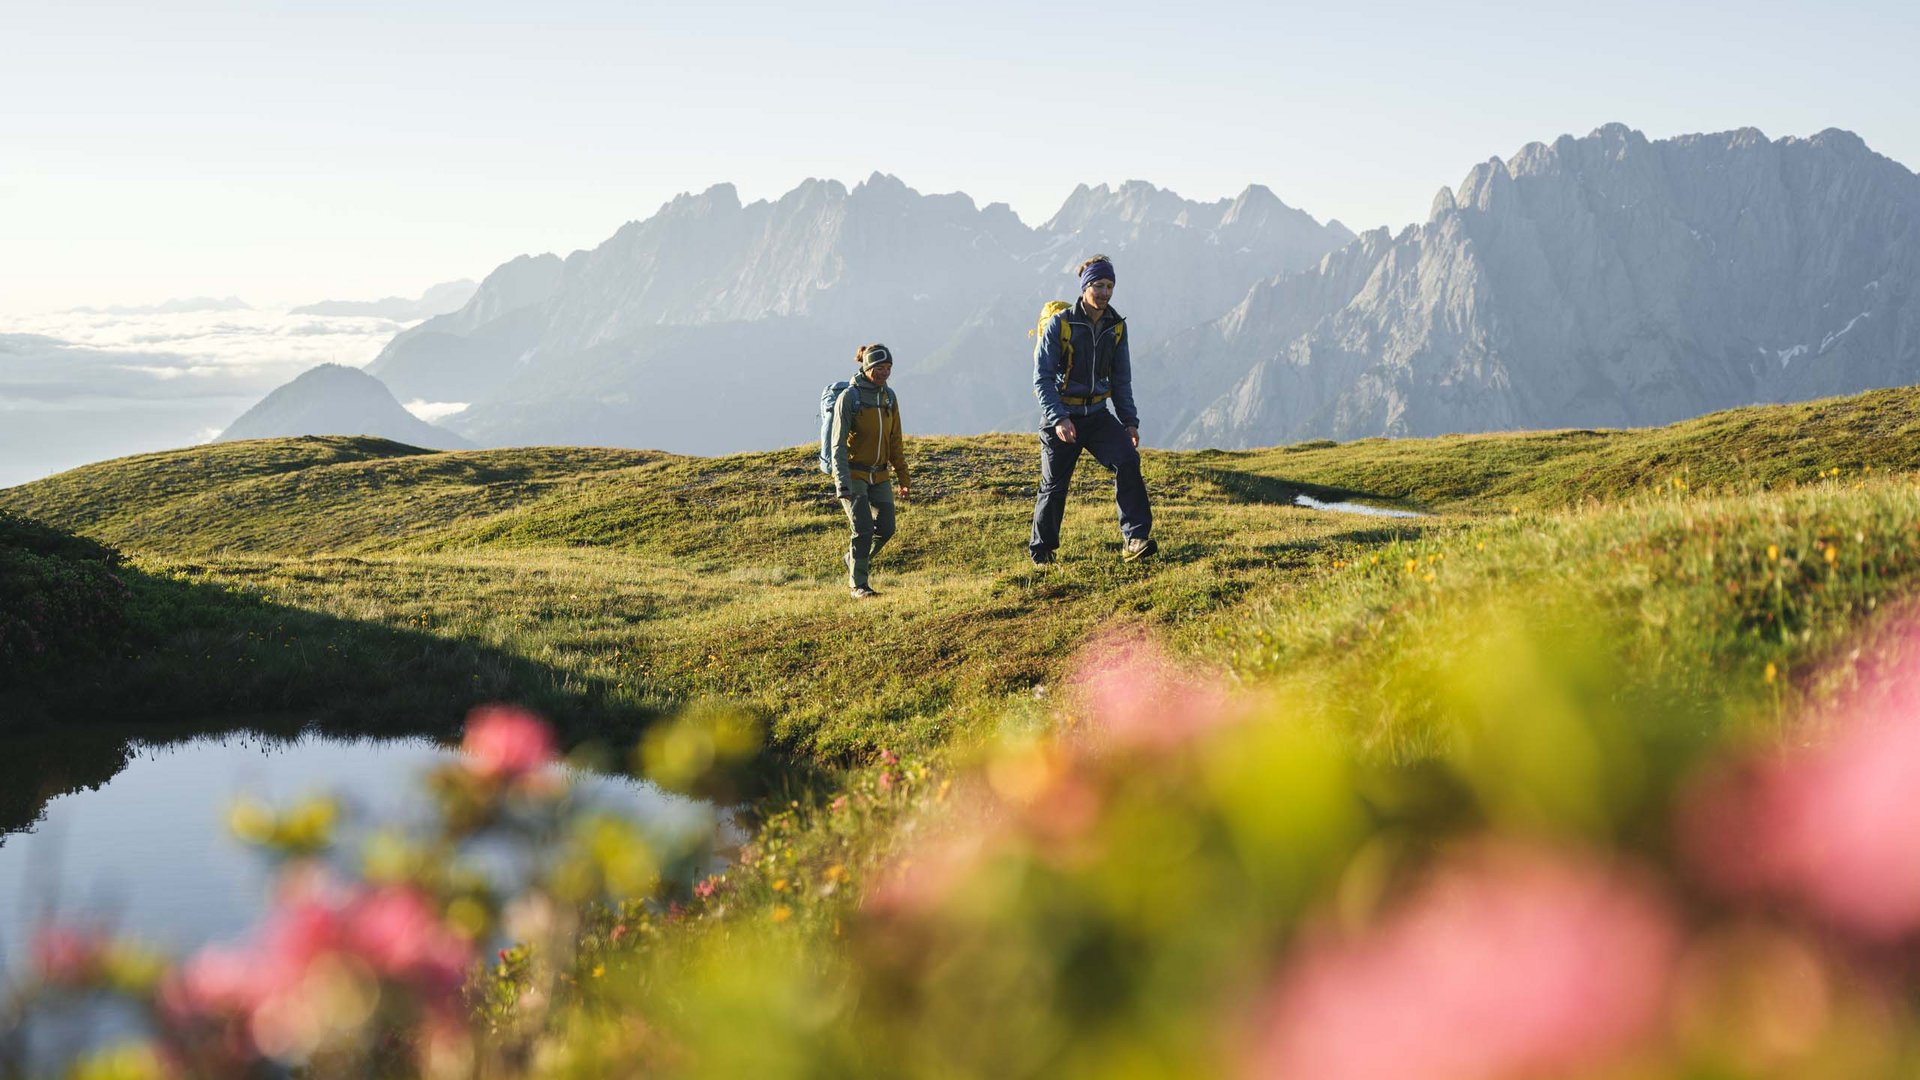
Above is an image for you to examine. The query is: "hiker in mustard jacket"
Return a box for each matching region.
[829,343,911,598]
[1030,254,1156,565]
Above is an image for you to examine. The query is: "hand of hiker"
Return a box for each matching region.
[896,483,910,500]
[1127,426,1139,448]
[1054,419,1077,443]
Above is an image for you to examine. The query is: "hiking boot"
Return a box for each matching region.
[1122,537,1158,562]
[850,586,881,599]
[1030,548,1055,566]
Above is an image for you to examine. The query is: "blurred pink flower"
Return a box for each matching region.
[878,771,895,791]
[461,705,557,782]
[865,831,994,919]
[30,925,106,987]
[1681,637,1920,939]
[1244,845,1678,1080]
[694,877,718,900]
[1067,631,1232,753]
[162,945,268,1020]
[161,884,473,1058]
[342,887,472,999]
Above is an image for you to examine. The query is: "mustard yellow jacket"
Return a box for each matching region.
[829,375,908,489]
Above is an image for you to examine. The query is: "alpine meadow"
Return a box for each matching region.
[11,383,1920,1075]
[10,2,1920,1071]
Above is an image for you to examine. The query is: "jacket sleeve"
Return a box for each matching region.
[1033,312,1068,429]
[829,387,855,491]
[888,394,909,487]
[1110,322,1140,430]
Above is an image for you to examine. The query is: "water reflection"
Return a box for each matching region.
[1293,493,1424,518]
[0,731,720,963]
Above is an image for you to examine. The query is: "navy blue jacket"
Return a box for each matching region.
[1033,300,1139,430]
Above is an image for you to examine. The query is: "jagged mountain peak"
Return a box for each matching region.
[1803,127,1873,157]
[1176,124,1920,451]
[856,170,910,193]
[1042,180,1200,232]
[770,177,850,210]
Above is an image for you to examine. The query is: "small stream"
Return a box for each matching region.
[1293,493,1425,518]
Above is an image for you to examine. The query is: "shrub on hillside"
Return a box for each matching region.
[0,511,131,680]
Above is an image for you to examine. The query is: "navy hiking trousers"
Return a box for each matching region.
[1029,409,1153,557]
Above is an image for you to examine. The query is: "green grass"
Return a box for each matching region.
[2,434,1447,759]
[6,386,1918,765]
[1197,384,1920,511]
[14,387,1920,1076]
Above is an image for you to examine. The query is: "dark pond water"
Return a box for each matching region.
[0,730,722,966]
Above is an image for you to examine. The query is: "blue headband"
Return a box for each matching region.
[1079,260,1115,292]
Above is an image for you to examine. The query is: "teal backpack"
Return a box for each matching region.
[817,382,858,474]
[817,381,896,474]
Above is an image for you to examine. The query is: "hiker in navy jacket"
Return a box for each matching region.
[1029,255,1156,565]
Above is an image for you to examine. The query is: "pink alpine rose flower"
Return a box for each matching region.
[342,886,473,1000]
[30,925,106,987]
[1681,628,1920,939]
[1067,631,1233,753]
[461,705,557,782]
[162,944,268,1021]
[1244,845,1678,1080]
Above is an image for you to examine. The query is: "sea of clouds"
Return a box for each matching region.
[0,306,418,489]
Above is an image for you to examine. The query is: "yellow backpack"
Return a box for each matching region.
[1029,300,1072,344]
[1029,300,1075,378]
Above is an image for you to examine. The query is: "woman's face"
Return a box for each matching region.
[1082,278,1115,310]
[867,361,893,386]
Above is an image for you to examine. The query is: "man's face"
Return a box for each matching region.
[1082,279,1114,310]
[867,361,893,387]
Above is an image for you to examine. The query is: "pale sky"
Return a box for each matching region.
[4,0,1916,314]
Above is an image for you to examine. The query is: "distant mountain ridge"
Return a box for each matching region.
[242,127,1919,455]
[217,364,471,449]
[362,173,1354,452]
[1174,125,1920,446]
[68,296,251,315]
[292,280,478,320]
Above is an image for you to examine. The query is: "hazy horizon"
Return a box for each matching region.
[5,0,1916,313]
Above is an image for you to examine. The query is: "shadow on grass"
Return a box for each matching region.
[0,564,823,839]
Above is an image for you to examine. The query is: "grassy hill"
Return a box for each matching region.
[13,386,1920,1076]
[6,386,1920,760]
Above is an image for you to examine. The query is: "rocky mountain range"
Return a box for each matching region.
[1174,125,1920,447]
[241,125,1919,455]
[359,174,1353,453]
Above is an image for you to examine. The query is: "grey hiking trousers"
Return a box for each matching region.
[839,476,896,589]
